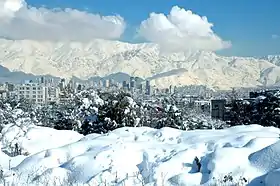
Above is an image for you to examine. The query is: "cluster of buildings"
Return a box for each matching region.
[121,77,151,95]
[78,77,154,96]
[2,74,276,122]
[120,77,176,96]
[0,77,85,104]
[0,76,173,105]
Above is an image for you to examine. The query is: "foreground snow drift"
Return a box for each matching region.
[0,119,83,171]
[0,120,83,156]
[1,125,280,185]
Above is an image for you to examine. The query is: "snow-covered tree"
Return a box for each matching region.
[256,91,280,127]
[227,90,280,127]
[0,88,229,135]
[227,99,252,126]
[80,91,142,134]
[0,98,34,131]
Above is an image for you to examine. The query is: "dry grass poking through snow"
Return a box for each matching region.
[0,170,249,186]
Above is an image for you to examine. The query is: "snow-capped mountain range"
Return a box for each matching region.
[0,38,280,90]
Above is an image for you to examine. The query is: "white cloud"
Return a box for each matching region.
[138,6,231,53]
[0,0,126,41]
[272,34,279,39]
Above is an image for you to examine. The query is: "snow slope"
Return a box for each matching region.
[1,124,280,185]
[0,120,83,156]
[0,120,83,172]
[1,39,280,89]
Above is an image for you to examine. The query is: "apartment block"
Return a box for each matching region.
[211,99,226,121]
[16,83,48,104]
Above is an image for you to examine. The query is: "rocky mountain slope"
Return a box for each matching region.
[260,55,280,67]
[0,38,280,90]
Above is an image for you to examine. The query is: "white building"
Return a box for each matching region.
[0,85,7,99]
[169,85,175,94]
[16,83,48,104]
[145,80,151,95]
[105,79,110,88]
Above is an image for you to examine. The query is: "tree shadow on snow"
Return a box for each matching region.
[182,158,212,185]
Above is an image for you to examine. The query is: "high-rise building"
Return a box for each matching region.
[130,77,135,90]
[40,77,45,84]
[105,79,110,88]
[122,81,128,89]
[59,79,66,90]
[169,85,175,94]
[109,79,114,87]
[99,79,103,88]
[69,79,77,90]
[145,80,151,95]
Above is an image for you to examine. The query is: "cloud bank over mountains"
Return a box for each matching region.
[0,0,230,52]
[138,6,231,52]
[0,0,126,41]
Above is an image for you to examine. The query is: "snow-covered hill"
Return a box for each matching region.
[1,124,280,185]
[0,38,280,90]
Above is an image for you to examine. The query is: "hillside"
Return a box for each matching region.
[0,39,280,89]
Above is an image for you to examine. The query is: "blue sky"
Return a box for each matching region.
[23,0,280,57]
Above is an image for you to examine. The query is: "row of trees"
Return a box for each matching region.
[2,88,280,135]
[0,89,225,135]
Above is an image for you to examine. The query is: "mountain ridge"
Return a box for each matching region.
[0,38,280,90]
[260,55,280,67]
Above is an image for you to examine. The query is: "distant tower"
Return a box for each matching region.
[169,85,175,94]
[145,80,151,95]
[59,78,66,90]
[105,79,110,88]
[40,77,45,84]
[109,79,114,87]
[130,77,135,90]
[122,81,128,89]
[99,79,103,88]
